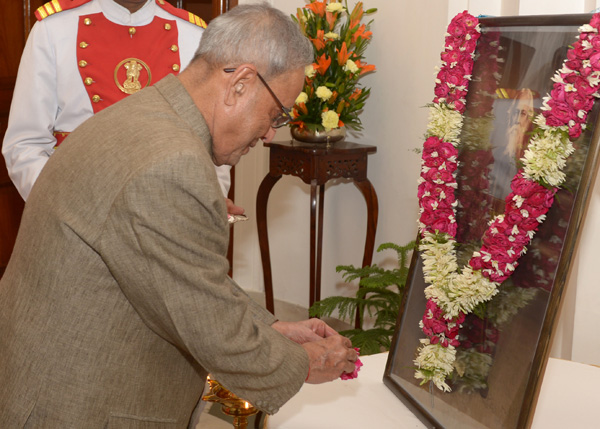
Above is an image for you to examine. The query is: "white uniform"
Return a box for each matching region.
[3,0,230,200]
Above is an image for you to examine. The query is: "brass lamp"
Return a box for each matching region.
[202,376,260,429]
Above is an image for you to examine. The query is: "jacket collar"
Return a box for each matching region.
[154,75,214,158]
[99,0,156,26]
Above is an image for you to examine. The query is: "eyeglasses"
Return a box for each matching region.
[224,68,293,128]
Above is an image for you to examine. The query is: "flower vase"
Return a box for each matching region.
[290,125,346,144]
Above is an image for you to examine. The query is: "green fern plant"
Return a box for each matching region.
[309,241,416,355]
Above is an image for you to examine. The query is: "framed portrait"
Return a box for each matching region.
[383,14,600,429]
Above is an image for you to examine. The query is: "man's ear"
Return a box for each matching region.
[224,65,258,107]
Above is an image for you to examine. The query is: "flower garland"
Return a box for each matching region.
[414,11,600,392]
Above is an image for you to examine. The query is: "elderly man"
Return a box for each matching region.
[0,3,357,427]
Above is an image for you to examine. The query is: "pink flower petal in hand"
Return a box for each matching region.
[340,348,363,380]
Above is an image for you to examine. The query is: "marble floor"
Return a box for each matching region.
[195,291,351,428]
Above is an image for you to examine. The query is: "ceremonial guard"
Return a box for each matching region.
[3,0,231,201]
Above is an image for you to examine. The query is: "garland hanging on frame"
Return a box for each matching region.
[414,11,600,392]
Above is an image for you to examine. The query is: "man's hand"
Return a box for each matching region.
[302,336,358,384]
[271,319,338,344]
[225,198,245,215]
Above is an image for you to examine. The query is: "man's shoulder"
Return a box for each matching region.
[155,0,207,29]
[34,0,92,21]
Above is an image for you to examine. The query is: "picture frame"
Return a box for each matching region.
[383,14,600,429]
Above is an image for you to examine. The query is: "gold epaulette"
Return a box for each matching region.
[155,0,207,29]
[35,0,92,21]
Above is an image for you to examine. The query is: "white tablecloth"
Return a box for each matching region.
[268,352,600,428]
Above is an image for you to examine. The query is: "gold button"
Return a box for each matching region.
[164,23,171,31]
[170,45,178,53]
[84,77,93,86]
[158,0,165,4]
[172,64,180,72]
[84,18,91,25]
[92,95,101,103]
[129,27,136,36]
[79,60,88,67]
[79,41,89,49]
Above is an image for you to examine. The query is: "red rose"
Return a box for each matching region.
[424,167,455,184]
[568,41,590,60]
[520,217,540,231]
[441,49,461,65]
[469,256,484,270]
[446,21,466,39]
[590,52,600,71]
[423,136,443,151]
[565,91,594,112]
[434,83,450,99]
[565,74,597,96]
[504,209,524,226]
[423,155,445,168]
[438,141,458,159]
[550,83,567,103]
[569,123,583,139]
[543,99,576,126]
[453,99,466,114]
[510,174,543,198]
[565,59,583,72]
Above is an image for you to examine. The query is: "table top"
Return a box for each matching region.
[264,139,377,155]
[267,352,600,429]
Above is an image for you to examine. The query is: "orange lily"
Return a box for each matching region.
[348,88,363,101]
[325,11,336,30]
[297,102,308,115]
[356,59,376,75]
[337,42,350,65]
[348,2,364,29]
[330,90,339,104]
[314,54,332,75]
[352,24,372,43]
[305,1,326,17]
[310,29,326,51]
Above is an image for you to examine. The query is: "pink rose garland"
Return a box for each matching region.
[415,11,600,391]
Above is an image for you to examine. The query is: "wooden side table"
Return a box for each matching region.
[256,140,378,319]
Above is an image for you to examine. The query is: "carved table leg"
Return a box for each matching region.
[315,183,325,307]
[309,180,318,309]
[256,173,282,314]
[353,179,379,328]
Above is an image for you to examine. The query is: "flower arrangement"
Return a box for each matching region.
[414,11,600,392]
[291,0,376,133]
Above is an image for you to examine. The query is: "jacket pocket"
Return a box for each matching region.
[107,413,178,428]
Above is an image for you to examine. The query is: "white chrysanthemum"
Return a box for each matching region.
[344,59,359,74]
[316,86,333,102]
[324,32,340,40]
[295,92,308,105]
[427,103,463,143]
[304,64,316,78]
[326,1,345,13]
[321,110,340,131]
